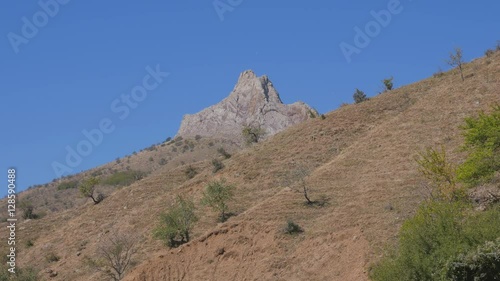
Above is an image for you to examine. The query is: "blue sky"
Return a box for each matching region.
[1,0,499,196]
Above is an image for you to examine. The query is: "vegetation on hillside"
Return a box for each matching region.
[153,196,198,248]
[371,106,500,281]
[201,179,235,222]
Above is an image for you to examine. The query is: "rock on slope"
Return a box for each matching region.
[177,70,317,142]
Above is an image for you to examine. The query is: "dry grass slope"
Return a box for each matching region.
[1,51,499,281]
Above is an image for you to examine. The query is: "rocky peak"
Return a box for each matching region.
[177,70,317,143]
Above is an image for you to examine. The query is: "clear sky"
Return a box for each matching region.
[1,0,499,196]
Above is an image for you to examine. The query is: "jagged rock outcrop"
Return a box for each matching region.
[177,70,317,142]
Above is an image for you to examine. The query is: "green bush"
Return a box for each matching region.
[353,88,368,104]
[101,170,146,187]
[201,179,235,222]
[284,220,303,235]
[371,202,500,281]
[57,180,79,190]
[153,196,198,248]
[445,238,500,281]
[457,105,500,186]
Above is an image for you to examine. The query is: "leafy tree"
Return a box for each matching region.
[457,105,500,186]
[353,88,368,104]
[201,179,235,222]
[79,177,104,204]
[383,76,394,91]
[446,47,465,81]
[242,125,266,145]
[153,196,198,247]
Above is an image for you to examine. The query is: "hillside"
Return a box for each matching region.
[2,51,499,281]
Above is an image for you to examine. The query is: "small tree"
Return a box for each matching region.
[382,76,394,91]
[415,147,462,201]
[285,166,314,205]
[79,177,104,204]
[201,179,235,222]
[353,88,368,104]
[86,233,138,281]
[153,196,198,247]
[242,125,266,145]
[446,47,465,81]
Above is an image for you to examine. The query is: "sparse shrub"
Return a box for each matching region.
[320,114,326,120]
[242,125,266,145]
[208,142,214,147]
[185,165,197,179]
[57,180,79,190]
[1,266,39,281]
[382,76,394,91]
[172,147,177,152]
[308,109,318,118]
[485,49,495,57]
[353,88,368,104]
[165,137,172,142]
[446,47,465,81]
[149,156,154,162]
[26,240,34,248]
[446,238,500,281]
[159,158,167,166]
[433,67,445,78]
[201,179,235,222]
[283,220,303,235]
[46,252,60,263]
[153,196,198,248]
[86,233,138,281]
[102,171,146,187]
[195,135,202,141]
[217,147,231,159]
[116,158,121,164]
[212,159,224,173]
[79,177,104,204]
[19,200,38,220]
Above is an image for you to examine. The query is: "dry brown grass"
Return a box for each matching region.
[1,51,499,281]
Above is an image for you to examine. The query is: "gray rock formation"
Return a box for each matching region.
[177,70,317,143]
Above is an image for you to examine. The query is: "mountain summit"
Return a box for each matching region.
[177,70,317,142]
